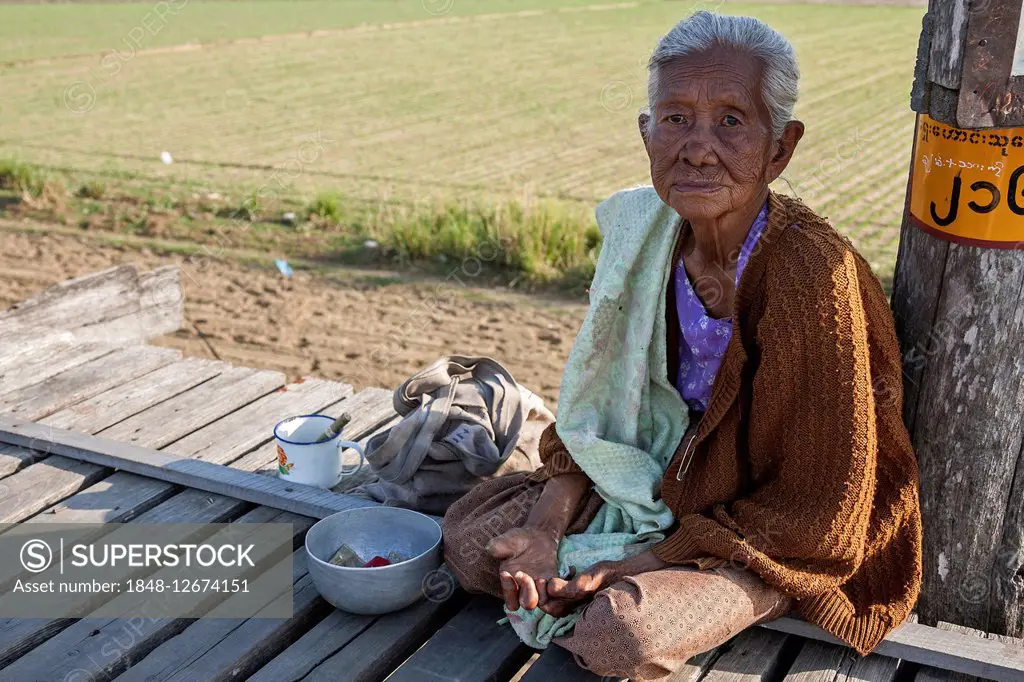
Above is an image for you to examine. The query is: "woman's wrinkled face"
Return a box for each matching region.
[645,46,778,222]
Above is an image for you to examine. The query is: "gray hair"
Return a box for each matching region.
[646,11,799,140]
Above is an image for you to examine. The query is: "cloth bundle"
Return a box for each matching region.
[349,355,554,515]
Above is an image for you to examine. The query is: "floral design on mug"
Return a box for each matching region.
[277,444,294,475]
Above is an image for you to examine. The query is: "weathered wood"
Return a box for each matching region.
[0,263,140,327]
[957,0,1024,128]
[0,345,181,421]
[0,473,180,597]
[996,440,1024,636]
[700,628,790,682]
[0,342,115,396]
[915,622,986,682]
[0,417,381,520]
[927,0,971,90]
[890,125,952,436]
[97,366,284,448]
[295,591,462,682]
[165,377,350,463]
[0,481,261,666]
[385,596,532,682]
[0,263,182,345]
[0,487,248,668]
[245,608,377,682]
[911,13,933,114]
[909,247,1024,634]
[519,646,607,682]
[42,357,226,433]
[783,639,900,682]
[0,507,309,682]
[0,455,107,523]
[26,471,177,524]
[313,600,462,682]
[762,615,1024,681]
[112,551,324,682]
[141,574,328,681]
[0,330,82,372]
[0,324,77,358]
[664,649,721,682]
[0,443,38,478]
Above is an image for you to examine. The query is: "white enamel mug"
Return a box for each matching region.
[274,414,366,489]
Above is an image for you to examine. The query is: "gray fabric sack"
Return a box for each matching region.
[348,355,553,515]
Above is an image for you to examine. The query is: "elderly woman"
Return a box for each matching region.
[443,11,922,681]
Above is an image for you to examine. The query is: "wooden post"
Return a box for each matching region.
[891,0,1024,636]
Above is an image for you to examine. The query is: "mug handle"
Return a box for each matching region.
[336,440,365,477]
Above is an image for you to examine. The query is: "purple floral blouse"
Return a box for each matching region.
[674,201,769,412]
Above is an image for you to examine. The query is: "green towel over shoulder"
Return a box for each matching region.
[503,186,690,647]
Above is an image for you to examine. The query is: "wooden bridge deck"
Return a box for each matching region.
[0,263,1020,682]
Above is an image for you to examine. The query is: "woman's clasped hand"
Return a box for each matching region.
[487,529,668,617]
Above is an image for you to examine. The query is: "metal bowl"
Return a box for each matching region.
[304,506,443,615]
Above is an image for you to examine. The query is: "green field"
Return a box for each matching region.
[0,0,924,283]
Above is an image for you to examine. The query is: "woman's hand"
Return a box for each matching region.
[541,551,668,617]
[486,527,560,611]
[488,472,591,612]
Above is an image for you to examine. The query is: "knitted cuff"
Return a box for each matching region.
[526,424,586,482]
[650,525,728,570]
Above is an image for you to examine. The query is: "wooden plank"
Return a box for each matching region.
[0,264,182,345]
[293,590,461,682]
[26,471,177,524]
[0,417,380,521]
[0,487,253,667]
[0,486,248,668]
[384,596,531,682]
[762,616,1024,681]
[0,373,335,669]
[783,639,900,682]
[664,649,721,682]
[96,366,284,449]
[0,342,115,396]
[0,263,140,328]
[119,554,331,682]
[0,331,81,372]
[5,364,280,522]
[701,628,790,682]
[8,375,370,532]
[0,473,180,602]
[519,646,608,682]
[0,506,310,682]
[927,0,971,89]
[0,345,181,421]
[42,357,226,433]
[165,377,350,464]
[0,325,77,359]
[5,373,335,526]
[0,443,37,478]
[245,609,377,682]
[0,455,107,523]
[915,622,985,682]
[518,645,723,682]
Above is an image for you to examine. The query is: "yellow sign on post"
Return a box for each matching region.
[909,114,1024,248]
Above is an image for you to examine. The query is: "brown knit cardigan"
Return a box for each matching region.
[529,192,922,656]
